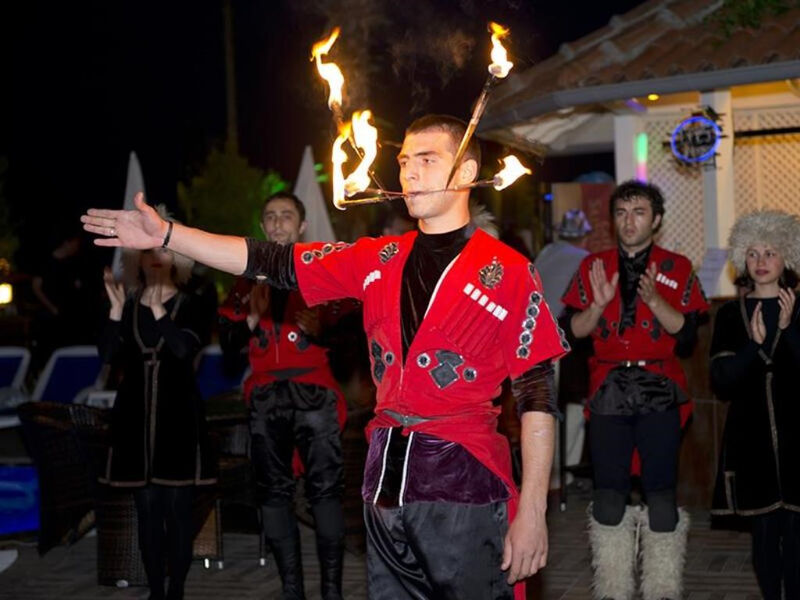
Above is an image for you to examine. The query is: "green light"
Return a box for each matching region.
[636,132,648,162]
[636,132,648,181]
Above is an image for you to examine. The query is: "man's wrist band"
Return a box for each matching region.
[162,220,174,248]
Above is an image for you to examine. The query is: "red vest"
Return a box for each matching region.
[295,230,567,600]
[295,230,567,500]
[219,278,346,423]
[562,245,708,398]
[561,245,709,472]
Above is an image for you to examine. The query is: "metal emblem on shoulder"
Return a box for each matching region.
[379,242,399,264]
[479,257,504,289]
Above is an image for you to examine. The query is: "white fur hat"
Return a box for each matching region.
[728,210,800,274]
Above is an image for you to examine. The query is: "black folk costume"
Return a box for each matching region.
[99,291,215,600]
[562,243,708,600]
[710,209,800,600]
[219,279,347,600]
[242,223,568,600]
[710,297,800,600]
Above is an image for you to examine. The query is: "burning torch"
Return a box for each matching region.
[359,154,532,200]
[312,28,387,205]
[315,22,527,210]
[447,22,514,187]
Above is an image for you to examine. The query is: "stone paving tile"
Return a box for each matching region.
[0,488,762,599]
[533,485,761,600]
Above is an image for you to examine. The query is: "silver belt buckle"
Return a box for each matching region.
[621,360,644,367]
[384,409,431,427]
[622,360,647,369]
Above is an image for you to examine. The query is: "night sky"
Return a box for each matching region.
[7,0,643,269]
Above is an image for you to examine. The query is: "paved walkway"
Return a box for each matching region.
[0,485,761,599]
[540,484,761,600]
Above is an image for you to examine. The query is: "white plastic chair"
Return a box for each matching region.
[32,346,103,404]
[0,347,30,390]
[0,347,32,429]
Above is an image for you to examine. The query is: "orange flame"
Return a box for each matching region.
[331,122,351,210]
[488,22,513,78]
[311,28,345,109]
[344,110,378,197]
[493,155,531,190]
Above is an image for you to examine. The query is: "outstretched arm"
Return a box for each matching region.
[81,192,248,276]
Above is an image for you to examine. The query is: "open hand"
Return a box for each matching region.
[778,287,796,330]
[249,283,270,317]
[501,508,548,585]
[638,262,662,309]
[751,301,766,344]
[81,193,167,249]
[589,259,618,310]
[295,308,321,338]
[103,267,125,319]
[142,284,167,319]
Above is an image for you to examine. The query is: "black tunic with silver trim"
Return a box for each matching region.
[99,292,216,487]
[710,295,800,516]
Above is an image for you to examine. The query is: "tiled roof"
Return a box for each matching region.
[483,0,800,128]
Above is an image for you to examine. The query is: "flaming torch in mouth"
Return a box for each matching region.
[447,21,514,186]
[332,111,387,210]
[491,155,531,190]
[312,28,388,206]
[488,21,514,78]
[336,111,390,208]
[315,23,525,209]
[360,154,532,198]
[344,110,379,198]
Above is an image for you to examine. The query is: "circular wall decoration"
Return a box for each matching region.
[670,115,722,164]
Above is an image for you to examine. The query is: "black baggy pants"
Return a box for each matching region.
[364,501,515,600]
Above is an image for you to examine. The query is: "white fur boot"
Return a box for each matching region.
[587,505,638,600]
[639,507,690,600]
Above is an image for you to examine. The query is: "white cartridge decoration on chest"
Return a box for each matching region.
[656,272,678,290]
[462,283,508,321]
[363,270,381,291]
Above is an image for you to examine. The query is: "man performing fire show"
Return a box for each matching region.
[82,23,568,600]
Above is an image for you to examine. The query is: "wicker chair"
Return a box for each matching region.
[95,486,148,586]
[93,484,222,586]
[204,391,268,568]
[19,400,222,584]
[209,421,266,568]
[17,402,103,555]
